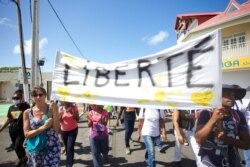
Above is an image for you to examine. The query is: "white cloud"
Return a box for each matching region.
[14,39,31,55]
[13,37,48,55]
[143,30,168,46]
[39,38,48,49]
[0,17,17,28]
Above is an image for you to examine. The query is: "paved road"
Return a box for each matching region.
[0,113,197,167]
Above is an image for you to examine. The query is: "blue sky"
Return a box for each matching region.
[0,0,247,72]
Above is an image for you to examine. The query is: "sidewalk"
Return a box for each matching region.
[0,114,197,167]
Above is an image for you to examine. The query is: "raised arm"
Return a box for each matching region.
[195,108,223,144]
[23,109,52,138]
[216,111,250,149]
[137,108,144,141]
[172,109,185,144]
[160,110,166,141]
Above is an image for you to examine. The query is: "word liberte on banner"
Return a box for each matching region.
[52,29,221,109]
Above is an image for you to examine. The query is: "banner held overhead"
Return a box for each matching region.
[51,29,222,109]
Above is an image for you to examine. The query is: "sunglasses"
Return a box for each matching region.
[33,93,44,97]
[12,97,20,100]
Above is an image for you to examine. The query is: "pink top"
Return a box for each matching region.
[59,105,79,131]
[88,109,109,137]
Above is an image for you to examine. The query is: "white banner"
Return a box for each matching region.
[51,30,222,109]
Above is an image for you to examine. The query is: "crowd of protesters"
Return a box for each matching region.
[0,84,250,167]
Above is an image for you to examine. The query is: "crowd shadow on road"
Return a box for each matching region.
[60,141,91,166]
[0,161,16,167]
[106,156,197,167]
[60,158,93,166]
[75,142,90,155]
[104,155,146,167]
[156,158,197,167]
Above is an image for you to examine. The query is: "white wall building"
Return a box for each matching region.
[174,0,250,101]
[0,68,52,102]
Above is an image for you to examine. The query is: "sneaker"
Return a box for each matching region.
[158,147,165,153]
[108,129,113,135]
[125,147,131,155]
[240,160,246,165]
[5,144,14,150]
[6,146,15,152]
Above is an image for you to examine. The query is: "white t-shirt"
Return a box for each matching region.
[138,108,165,137]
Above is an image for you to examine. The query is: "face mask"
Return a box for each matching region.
[12,99,20,105]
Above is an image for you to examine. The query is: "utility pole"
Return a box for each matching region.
[31,0,40,88]
[13,0,29,102]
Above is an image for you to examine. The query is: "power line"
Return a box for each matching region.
[47,0,85,58]
[29,0,32,22]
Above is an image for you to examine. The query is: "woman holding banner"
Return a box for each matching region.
[23,86,61,167]
[59,101,79,167]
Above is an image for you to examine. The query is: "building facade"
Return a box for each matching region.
[0,68,52,102]
[174,0,250,101]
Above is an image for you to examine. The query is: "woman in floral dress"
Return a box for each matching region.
[23,86,61,167]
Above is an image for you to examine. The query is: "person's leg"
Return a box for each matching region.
[15,132,26,158]
[243,149,250,167]
[187,129,202,167]
[10,132,26,166]
[124,118,130,147]
[89,137,103,167]
[66,128,78,167]
[16,133,28,166]
[154,135,163,152]
[6,129,14,151]
[173,130,182,162]
[124,118,132,154]
[9,131,17,150]
[9,132,17,154]
[143,135,155,167]
[60,132,66,154]
[127,119,135,141]
[61,130,69,155]
[100,135,109,163]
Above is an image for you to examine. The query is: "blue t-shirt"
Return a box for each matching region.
[197,109,248,167]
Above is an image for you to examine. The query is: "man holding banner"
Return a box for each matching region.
[195,84,250,167]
